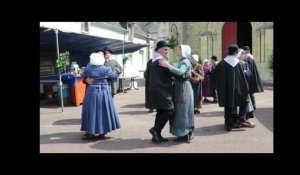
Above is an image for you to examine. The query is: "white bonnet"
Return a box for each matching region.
[192,54,199,62]
[89,53,105,65]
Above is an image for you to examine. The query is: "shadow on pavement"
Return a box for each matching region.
[40,132,187,149]
[40,132,95,144]
[40,102,75,109]
[90,137,188,150]
[119,110,149,115]
[53,119,81,125]
[254,107,273,132]
[197,111,224,117]
[194,124,246,136]
[121,103,145,108]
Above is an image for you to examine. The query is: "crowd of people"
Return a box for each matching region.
[79,40,264,143]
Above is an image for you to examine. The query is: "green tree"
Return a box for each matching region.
[268,51,273,70]
[167,35,179,49]
[123,54,131,64]
[56,51,70,73]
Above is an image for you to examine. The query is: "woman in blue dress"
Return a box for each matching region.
[81,52,121,140]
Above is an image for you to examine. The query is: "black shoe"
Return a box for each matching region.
[174,134,190,143]
[225,126,232,131]
[188,131,194,140]
[98,133,107,139]
[81,133,97,140]
[184,134,191,143]
[149,128,161,143]
[158,134,168,142]
[149,109,154,113]
[194,109,200,115]
[225,119,232,131]
[232,122,242,128]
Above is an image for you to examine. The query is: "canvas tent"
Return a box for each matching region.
[40,27,148,55]
[40,27,148,112]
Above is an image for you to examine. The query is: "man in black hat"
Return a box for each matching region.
[210,44,250,131]
[241,46,264,111]
[103,47,122,98]
[148,40,174,143]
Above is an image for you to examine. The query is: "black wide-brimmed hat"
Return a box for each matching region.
[155,40,170,51]
[103,46,113,53]
[227,44,239,54]
[242,46,251,51]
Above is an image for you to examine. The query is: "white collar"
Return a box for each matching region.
[152,52,164,63]
[224,55,240,67]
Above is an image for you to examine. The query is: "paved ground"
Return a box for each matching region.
[40,80,273,153]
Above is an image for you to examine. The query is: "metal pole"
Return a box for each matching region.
[55,29,64,112]
[122,40,125,77]
[147,32,150,61]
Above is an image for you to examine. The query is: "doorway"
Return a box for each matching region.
[222,22,252,58]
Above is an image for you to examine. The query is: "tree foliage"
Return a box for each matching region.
[268,51,273,70]
[167,35,179,49]
[56,51,70,73]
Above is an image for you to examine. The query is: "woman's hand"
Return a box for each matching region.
[85,77,94,85]
[199,75,204,81]
[159,59,171,69]
[113,67,121,74]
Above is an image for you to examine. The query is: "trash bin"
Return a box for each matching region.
[57,84,71,105]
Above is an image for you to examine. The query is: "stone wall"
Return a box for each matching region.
[183,22,273,84]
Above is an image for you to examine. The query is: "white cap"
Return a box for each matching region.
[180,45,191,59]
[90,53,105,65]
[203,59,209,65]
[192,54,199,62]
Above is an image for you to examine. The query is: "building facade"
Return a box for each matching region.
[40,22,151,78]
[136,22,273,84]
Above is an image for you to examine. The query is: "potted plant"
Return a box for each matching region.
[166,36,179,65]
[56,51,71,106]
[167,35,179,49]
[123,54,131,64]
[56,51,70,73]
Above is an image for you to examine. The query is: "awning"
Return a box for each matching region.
[40,27,148,55]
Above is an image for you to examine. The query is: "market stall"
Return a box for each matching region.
[40,73,86,106]
[40,26,148,111]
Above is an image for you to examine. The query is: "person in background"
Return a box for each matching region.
[210,55,219,103]
[144,58,155,113]
[237,49,256,128]
[80,52,121,139]
[241,46,264,111]
[210,44,249,131]
[103,47,122,98]
[202,59,212,103]
[189,54,204,115]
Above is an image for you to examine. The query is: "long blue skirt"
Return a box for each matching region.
[81,84,121,134]
[170,81,194,137]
